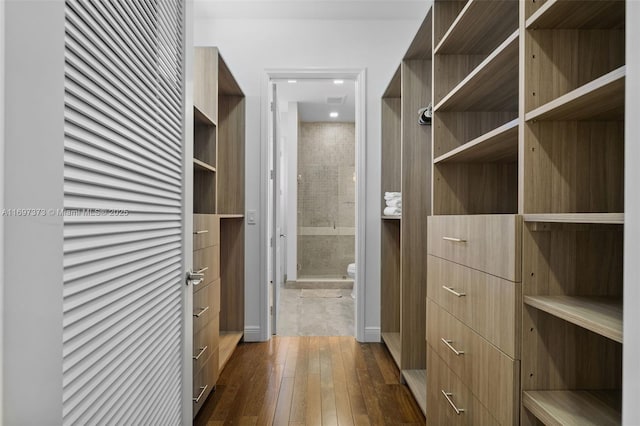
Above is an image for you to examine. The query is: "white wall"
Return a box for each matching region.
[194,17,425,340]
[0,0,5,419]
[623,3,640,424]
[3,1,65,422]
[284,101,299,281]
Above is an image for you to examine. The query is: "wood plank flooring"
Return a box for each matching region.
[194,336,426,425]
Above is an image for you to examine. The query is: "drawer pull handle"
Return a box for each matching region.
[193,385,208,403]
[442,286,466,297]
[441,338,465,356]
[194,229,209,235]
[193,345,208,360]
[192,278,204,286]
[442,236,467,243]
[441,390,465,414]
[193,306,210,318]
[193,266,209,275]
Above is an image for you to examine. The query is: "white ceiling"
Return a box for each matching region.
[277,79,356,122]
[194,0,430,20]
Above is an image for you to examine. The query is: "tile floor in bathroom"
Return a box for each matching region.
[276,287,354,336]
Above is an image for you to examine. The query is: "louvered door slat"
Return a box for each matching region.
[63,0,185,424]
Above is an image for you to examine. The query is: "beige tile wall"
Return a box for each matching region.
[297,122,355,277]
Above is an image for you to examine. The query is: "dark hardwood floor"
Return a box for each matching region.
[194,336,425,425]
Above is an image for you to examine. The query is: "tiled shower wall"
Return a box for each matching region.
[298,122,355,278]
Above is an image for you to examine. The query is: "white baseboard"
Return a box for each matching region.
[243,326,264,342]
[364,326,381,342]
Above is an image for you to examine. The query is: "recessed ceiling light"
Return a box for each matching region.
[287,79,297,83]
[333,79,344,85]
[330,112,339,118]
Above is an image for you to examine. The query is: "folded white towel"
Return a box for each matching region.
[384,206,401,216]
[386,198,402,208]
[384,192,401,200]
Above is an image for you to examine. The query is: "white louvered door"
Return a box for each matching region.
[62,0,186,424]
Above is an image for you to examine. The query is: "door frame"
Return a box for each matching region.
[181,0,194,421]
[260,68,367,342]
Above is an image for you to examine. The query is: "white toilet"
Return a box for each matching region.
[347,263,356,299]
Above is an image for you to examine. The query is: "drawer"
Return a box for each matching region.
[193,278,221,333]
[192,245,220,292]
[427,215,522,281]
[193,214,219,250]
[192,348,219,417]
[193,314,219,373]
[427,346,499,426]
[427,255,521,358]
[427,300,519,426]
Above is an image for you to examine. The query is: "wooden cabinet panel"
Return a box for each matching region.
[193,278,221,333]
[193,214,220,250]
[192,347,219,417]
[192,245,220,292]
[427,255,520,358]
[194,47,218,123]
[427,214,522,281]
[427,346,499,426]
[427,300,519,426]
[193,314,220,374]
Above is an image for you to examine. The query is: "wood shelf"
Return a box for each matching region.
[434,30,518,112]
[523,390,621,426]
[193,158,216,173]
[434,119,518,163]
[218,214,244,219]
[526,0,625,30]
[435,0,518,54]
[524,213,624,224]
[526,67,625,122]
[382,215,401,220]
[194,104,216,126]
[402,369,426,415]
[219,331,243,371]
[524,296,622,343]
[381,332,401,368]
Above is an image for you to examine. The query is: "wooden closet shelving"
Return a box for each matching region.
[192,47,245,418]
[379,9,432,415]
[524,296,623,343]
[434,0,518,54]
[523,390,621,426]
[526,0,625,30]
[427,1,521,424]
[525,66,625,122]
[523,213,625,224]
[434,30,518,112]
[521,0,625,423]
[434,118,518,163]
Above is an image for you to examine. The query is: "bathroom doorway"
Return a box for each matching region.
[264,70,366,339]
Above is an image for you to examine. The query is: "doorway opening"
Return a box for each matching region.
[263,69,366,340]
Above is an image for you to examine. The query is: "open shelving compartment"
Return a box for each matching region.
[216,54,246,372]
[379,8,432,416]
[520,2,625,424]
[380,64,402,369]
[432,0,519,216]
[521,219,623,426]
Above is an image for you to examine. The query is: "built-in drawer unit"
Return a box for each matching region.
[427,255,521,358]
[192,348,219,417]
[427,215,522,281]
[193,214,220,250]
[192,245,220,291]
[193,314,220,373]
[193,278,221,333]
[427,300,519,425]
[427,346,499,426]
